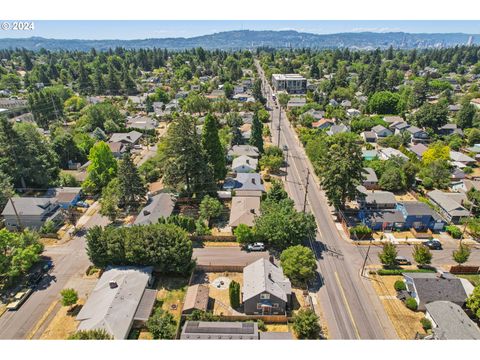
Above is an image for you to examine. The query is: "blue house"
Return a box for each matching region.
[396,202,446,232]
[47,187,82,209]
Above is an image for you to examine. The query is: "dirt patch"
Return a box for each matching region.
[370,275,426,340]
[265,324,290,332]
[39,299,85,339]
[205,272,243,315]
[395,193,416,202]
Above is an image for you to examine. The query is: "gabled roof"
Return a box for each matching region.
[232,173,265,192]
[232,155,258,170]
[362,167,378,183]
[243,259,291,302]
[109,131,142,144]
[450,151,475,163]
[228,145,259,158]
[406,125,424,135]
[326,124,349,135]
[371,125,390,134]
[426,301,480,340]
[408,143,428,158]
[183,285,209,313]
[229,196,260,227]
[134,193,176,225]
[76,266,153,339]
[399,201,442,221]
[427,190,469,216]
[2,197,56,216]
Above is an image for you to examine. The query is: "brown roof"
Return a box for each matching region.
[182,284,209,313]
[311,118,334,128]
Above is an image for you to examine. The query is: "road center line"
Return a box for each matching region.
[334,271,361,339]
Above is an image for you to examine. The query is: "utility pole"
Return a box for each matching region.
[284,147,289,181]
[276,109,281,146]
[361,241,372,276]
[9,197,24,231]
[302,168,310,213]
[461,198,476,243]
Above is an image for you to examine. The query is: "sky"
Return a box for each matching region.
[1,20,480,40]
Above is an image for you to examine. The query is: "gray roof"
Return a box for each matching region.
[383,116,404,124]
[404,273,468,307]
[232,173,265,192]
[362,131,376,140]
[450,151,475,163]
[126,116,158,130]
[232,155,258,171]
[399,201,442,221]
[363,167,378,183]
[357,187,397,206]
[134,193,176,225]
[371,125,390,134]
[228,145,260,158]
[76,266,153,339]
[426,301,480,340]
[181,321,258,340]
[259,331,294,340]
[327,124,349,135]
[2,197,57,216]
[243,259,291,302]
[363,209,405,223]
[408,143,428,158]
[427,190,469,217]
[406,125,424,135]
[109,131,142,144]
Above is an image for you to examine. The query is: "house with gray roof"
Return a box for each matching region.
[134,193,176,226]
[232,155,258,173]
[109,130,143,145]
[371,125,392,138]
[405,126,429,143]
[126,116,158,131]
[396,201,446,232]
[427,190,469,224]
[223,173,265,197]
[227,145,260,160]
[362,168,379,190]
[181,321,259,340]
[326,124,350,136]
[243,259,292,315]
[438,123,463,136]
[425,301,480,340]
[2,197,62,231]
[378,147,409,161]
[403,272,471,311]
[356,186,396,209]
[408,143,428,160]
[76,266,155,339]
[450,150,476,165]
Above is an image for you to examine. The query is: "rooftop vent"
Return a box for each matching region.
[109,281,118,289]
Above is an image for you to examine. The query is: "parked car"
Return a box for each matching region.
[247,242,265,252]
[27,270,43,286]
[6,289,33,311]
[395,256,411,265]
[76,201,89,208]
[423,239,442,250]
[42,260,53,273]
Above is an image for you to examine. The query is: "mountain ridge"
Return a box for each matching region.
[0,30,478,51]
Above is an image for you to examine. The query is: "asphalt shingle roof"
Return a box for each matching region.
[243,259,291,302]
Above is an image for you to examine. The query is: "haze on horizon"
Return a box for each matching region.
[2,20,480,40]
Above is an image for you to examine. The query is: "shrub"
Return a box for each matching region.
[349,224,372,239]
[446,225,462,239]
[394,280,407,291]
[60,288,78,309]
[40,220,57,234]
[234,224,256,245]
[257,319,267,331]
[420,318,432,331]
[146,308,177,339]
[405,297,418,311]
[292,309,322,339]
[229,280,241,309]
[68,329,113,340]
[377,269,435,276]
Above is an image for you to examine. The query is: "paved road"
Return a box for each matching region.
[255,60,397,339]
[193,247,269,267]
[0,205,108,339]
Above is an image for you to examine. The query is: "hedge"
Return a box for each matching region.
[377,268,436,276]
[394,280,407,291]
[405,297,418,311]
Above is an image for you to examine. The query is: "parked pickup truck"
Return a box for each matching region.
[6,289,33,311]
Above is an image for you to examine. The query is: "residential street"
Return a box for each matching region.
[193,247,268,266]
[255,60,398,339]
[0,204,108,339]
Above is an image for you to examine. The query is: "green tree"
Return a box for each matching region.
[467,128,480,146]
[252,78,265,104]
[82,141,118,194]
[99,178,121,222]
[452,243,471,265]
[422,142,450,166]
[249,111,264,153]
[162,116,216,197]
[367,91,401,114]
[201,113,226,180]
[266,179,288,202]
[419,160,451,189]
[293,309,322,339]
[183,93,210,115]
[278,93,290,108]
[122,66,137,95]
[413,102,448,131]
[229,280,241,309]
[117,152,146,211]
[280,245,317,285]
[69,329,113,340]
[412,244,432,267]
[199,195,223,226]
[308,132,364,209]
[106,63,121,95]
[223,82,234,99]
[379,166,406,192]
[0,171,14,211]
[457,103,477,129]
[466,285,480,319]
[255,199,316,251]
[77,102,125,133]
[259,154,283,173]
[60,288,78,310]
[146,308,177,339]
[378,243,398,268]
[234,224,256,245]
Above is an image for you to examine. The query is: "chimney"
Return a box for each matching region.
[251,178,256,185]
[250,208,255,214]
[268,273,272,281]
[143,210,151,216]
[246,159,250,164]
[109,281,118,289]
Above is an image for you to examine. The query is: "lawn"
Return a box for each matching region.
[458,274,480,286]
[155,276,189,320]
[206,272,243,315]
[370,274,426,340]
[39,300,85,340]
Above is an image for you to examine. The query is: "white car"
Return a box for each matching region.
[247,242,265,252]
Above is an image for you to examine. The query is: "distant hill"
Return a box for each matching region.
[0,30,478,51]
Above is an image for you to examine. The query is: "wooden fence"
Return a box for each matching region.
[190,235,237,242]
[449,265,479,274]
[195,264,246,272]
[216,314,289,323]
